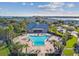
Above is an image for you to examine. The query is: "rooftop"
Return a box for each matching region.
[27,23,48,30]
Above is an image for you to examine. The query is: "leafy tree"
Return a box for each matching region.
[74,42,79,54]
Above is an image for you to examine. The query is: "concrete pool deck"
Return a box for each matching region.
[26,41,55,56]
[13,33,55,56]
[26,33,51,37]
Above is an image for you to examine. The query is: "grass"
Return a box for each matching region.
[65,36,77,48]
[49,26,63,37]
[0,45,10,56]
[56,31,63,37]
[63,49,74,56]
[63,36,77,56]
[49,25,64,37]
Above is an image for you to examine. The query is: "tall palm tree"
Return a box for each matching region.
[10,42,29,56]
[5,25,14,40]
[4,25,15,55]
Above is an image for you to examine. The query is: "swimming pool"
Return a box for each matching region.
[28,35,48,46]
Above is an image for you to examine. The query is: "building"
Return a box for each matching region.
[27,23,48,33]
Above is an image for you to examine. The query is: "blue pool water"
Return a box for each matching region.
[29,35,48,46]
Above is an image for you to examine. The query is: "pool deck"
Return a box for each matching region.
[26,41,55,56]
[26,33,51,37]
[13,33,55,56]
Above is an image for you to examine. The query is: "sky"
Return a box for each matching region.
[0,2,79,16]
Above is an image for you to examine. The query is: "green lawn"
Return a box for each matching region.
[65,36,77,48]
[63,49,74,56]
[63,36,77,56]
[0,45,10,56]
[56,31,63,37]
[49,26,63,37]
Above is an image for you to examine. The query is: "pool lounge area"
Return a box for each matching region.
[13,33,56,56]
[26,34,55,55]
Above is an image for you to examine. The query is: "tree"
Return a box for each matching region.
[49,25,57,33]
[74,43,79,54]
[52,40,64,55]
[57,20,64,25]
[5,25,14,40]
[10,42,29,56]
[0,27,5,43]
[62,31,71,46]
[19,20,26,31]
[40,20,47,24]
[35,20,40,23]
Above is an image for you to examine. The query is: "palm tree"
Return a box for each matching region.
[9,42,21,56]
[5,24,14,40]
[10,42,29,56]
[3,25,15,55]
[52,40,64,55]
[62,31,71,46]
[19,20,27,30]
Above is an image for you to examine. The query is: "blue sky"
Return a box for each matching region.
[0,2,79,16]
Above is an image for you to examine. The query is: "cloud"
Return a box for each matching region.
[38,2,76,12]
[22,2,34,6]
[50,2,64,8]
[38,2,64,8]
[22,2,26,6]
[67,3,75,8]
[38,2,65,12]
